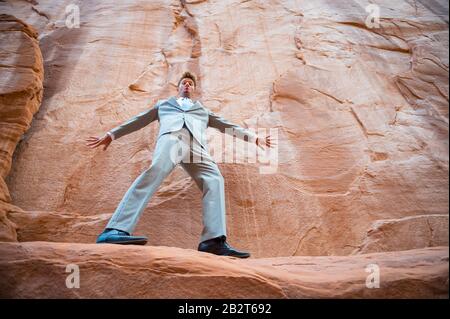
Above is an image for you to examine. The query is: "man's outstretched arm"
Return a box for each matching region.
[207,110,258,143]
[85,100,160,151]
[207,110,273,148]
[108,100,161,140]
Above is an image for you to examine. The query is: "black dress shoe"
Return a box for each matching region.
[96,228,148,245]
[198,236,250,258]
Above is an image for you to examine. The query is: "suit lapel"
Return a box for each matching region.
[189,100,203,112]
[167,96,184,111]
[167,96,203,112]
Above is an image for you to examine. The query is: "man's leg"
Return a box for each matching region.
[180,138,250,258]
[104,130,190,235]
[180,158,227,243]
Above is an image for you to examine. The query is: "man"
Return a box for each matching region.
[85,72,272,258]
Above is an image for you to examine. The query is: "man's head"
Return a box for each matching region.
[178,71,197,98]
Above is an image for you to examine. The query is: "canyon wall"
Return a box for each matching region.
[0,0,448,298]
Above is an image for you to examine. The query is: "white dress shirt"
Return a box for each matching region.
[176,96,194,110]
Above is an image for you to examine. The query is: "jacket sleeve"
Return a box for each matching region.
[207,109,258,143]
[109,100,161,140]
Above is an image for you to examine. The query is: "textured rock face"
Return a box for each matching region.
[0,14,44,241]
[0,0,448,298]
[354,214,449,254]
[0,242,448,298]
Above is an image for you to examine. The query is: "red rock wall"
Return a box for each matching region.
[0,0,448,258]
[0,14,44,241]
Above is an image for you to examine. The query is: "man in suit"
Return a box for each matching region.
[86,72,272,258]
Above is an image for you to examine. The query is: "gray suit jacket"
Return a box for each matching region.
[109,96,257,149]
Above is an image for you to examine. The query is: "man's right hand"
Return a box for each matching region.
[85,134,112,151]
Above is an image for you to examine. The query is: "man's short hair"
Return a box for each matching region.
[178,71,197,88]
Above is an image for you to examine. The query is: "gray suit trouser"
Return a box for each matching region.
[106,126,227,243]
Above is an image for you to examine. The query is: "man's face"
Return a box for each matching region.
[179,78,195,96]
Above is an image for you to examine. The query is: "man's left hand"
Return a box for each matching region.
[256,135,274,149]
